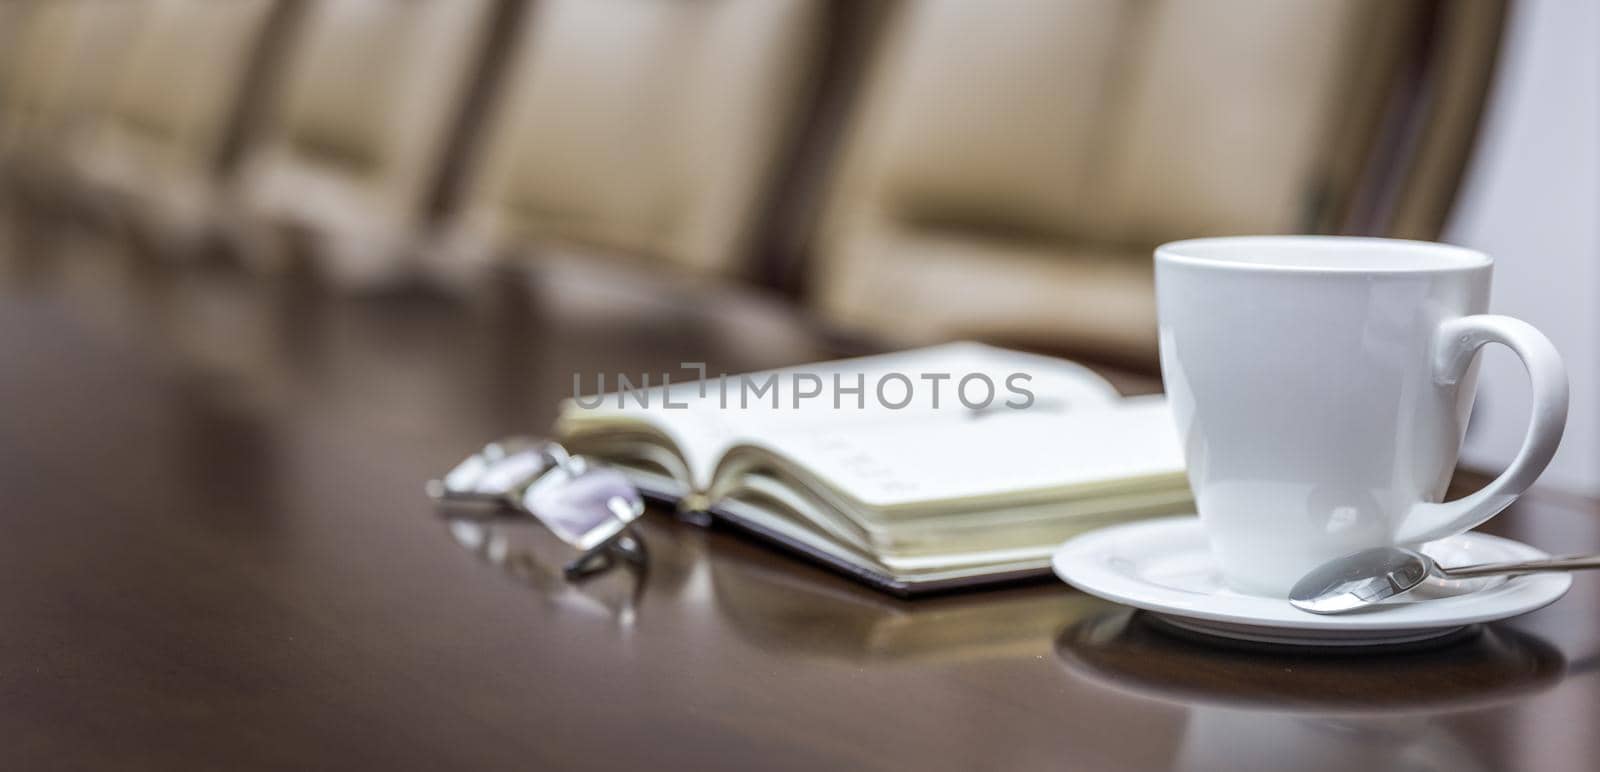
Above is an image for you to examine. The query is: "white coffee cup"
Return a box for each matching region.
[1155,236,1568,597]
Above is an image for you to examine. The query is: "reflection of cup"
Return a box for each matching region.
[1056,610,1565,713]
[1056,611,1566,772]
[1156,236,1568,596]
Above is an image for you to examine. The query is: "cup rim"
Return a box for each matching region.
[1156,235,1492,275]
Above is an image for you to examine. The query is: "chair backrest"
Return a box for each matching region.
[0,0,41,111]
[2,0,89,143]
[455,0,825,278]
[810,0,1504,368]
[234,0,495,272]
[90,0,279,178]
[1,0,151,146]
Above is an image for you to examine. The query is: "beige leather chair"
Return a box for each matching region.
[227,0,495,285]
[810,0,1505,370]
[431,0,824,286]
[67,0,280,251]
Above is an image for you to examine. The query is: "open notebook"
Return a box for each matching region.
[557,343,1192,596]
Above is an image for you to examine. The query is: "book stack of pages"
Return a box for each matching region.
[557,343,1193,596]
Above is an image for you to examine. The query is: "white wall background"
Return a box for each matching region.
[1446,0,1599,495]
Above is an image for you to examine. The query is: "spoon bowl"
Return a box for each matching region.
[1289,547,1436,614]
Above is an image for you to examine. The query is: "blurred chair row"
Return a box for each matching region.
[0,0,1505,368]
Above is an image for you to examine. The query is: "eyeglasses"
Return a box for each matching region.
[427,438,647,578]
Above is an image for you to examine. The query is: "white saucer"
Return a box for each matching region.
[1053,516,1572,647]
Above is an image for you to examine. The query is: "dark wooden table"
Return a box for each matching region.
[2,223,1598,771]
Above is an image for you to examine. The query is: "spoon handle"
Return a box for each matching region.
[1439,554,1600,579]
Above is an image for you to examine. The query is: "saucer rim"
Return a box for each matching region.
[1052,515,1572,632]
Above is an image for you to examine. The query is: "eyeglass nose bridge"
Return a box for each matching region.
[426,438,575,508]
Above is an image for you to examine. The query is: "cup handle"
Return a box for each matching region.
[1397,315,1568,544]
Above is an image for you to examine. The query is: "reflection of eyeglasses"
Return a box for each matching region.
[427,438,647,578]
[444,515,647,627]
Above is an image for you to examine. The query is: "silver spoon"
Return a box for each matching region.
[1289,546,1600,614]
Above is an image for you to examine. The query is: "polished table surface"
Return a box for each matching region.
[2,226,1599,772]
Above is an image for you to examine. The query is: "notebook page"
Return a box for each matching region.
[748,395,1186,513]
